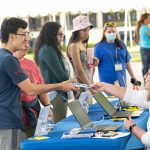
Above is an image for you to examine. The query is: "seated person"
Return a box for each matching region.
[91,70,150,149]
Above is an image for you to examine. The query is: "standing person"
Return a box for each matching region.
[135,13,150,76]
[67,16,98,94]
[0,17,77,150]
[34,22,73,123]
[94,22,137,87]
[14,36,53,138]
[91,69,150,149]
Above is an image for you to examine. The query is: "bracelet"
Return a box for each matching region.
[129,124,136,132]
[44,104,53,109]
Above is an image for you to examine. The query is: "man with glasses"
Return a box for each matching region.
[0,17,78,150]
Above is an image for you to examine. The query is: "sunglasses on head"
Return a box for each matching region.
[104,22,116,28]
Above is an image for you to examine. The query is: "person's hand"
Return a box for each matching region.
[90,82,106,92]
[131,78,141,86]
[48,107,53,118]
[90,88,98,95]
[59,79,80,92]
[124,116,135,130]
[93,57,99,66]
[131,78,141,90]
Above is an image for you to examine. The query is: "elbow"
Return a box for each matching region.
[23,90,35,96]
[141,132,150,147]
[22,85,37,96]
[77,70,85,76]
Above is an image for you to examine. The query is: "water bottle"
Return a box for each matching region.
[81,100,89,113]
[79,92,89,113]
[46,117,54,133]
[48,91,57,101]
[67,91,75,101]
[39,120,48,136]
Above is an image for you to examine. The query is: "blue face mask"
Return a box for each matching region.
[105,33,116,42]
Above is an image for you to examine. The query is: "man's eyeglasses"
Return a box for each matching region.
[15,32,33,38]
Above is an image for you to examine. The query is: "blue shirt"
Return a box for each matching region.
[0,48,27,131]
[94,41,131,87]
[139,25,150,48]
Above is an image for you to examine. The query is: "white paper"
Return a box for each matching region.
[72,83,91,88]
[61,133,93,139]
[93,132,130,139]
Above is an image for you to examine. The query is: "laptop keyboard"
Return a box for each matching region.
[96,124,121,131]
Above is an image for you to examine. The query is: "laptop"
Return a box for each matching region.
[68,100,121,131]
[93,93,142,118]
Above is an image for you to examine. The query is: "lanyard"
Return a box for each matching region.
[115,47,118,63]
[109,44,118,63]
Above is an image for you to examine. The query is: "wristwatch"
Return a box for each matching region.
[129,124,136,132]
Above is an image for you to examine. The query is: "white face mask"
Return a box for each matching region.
[105,33,116,42]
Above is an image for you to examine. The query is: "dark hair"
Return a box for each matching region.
[134,13,150,44]
[1,17,27,43]
[97,24,123,49]
[34,22,62,64]
[67,30,89,56]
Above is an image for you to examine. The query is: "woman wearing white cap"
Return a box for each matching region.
[67,16,98,95]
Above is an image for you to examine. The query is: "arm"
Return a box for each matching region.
[17,78,78,96]
[94,45,101,65]
[39,93,50,106]
[92,82,150,107]
[124,116,150,147]
[4,55,78,96]
[92,82,126,99]
[124,116,146,142]
[126,62,136,79]
[69,44,91,84]
[147,30,150,36]
[122,42,135,79]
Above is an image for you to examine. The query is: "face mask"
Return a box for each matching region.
[105,33,116,42]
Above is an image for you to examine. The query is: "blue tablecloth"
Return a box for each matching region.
[21,101,149,150]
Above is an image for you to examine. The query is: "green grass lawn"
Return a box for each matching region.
[128,46,141,62]
[26,45,141,62]
[130,50,141,62]
[26,53,34,60]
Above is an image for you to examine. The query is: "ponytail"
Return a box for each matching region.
[134,13,150,44]
[134,20,141,44]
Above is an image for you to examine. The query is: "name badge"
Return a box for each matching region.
[115,64,122,71]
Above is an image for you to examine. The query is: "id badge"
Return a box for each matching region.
[115,64,122,71]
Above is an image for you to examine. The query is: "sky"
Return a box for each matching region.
[0,0,150,18]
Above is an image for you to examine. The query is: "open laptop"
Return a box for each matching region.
[93,93,142,118]
[68,100,121,131]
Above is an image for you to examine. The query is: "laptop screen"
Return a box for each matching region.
[93,93,117,117]
[68,100,92,128]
